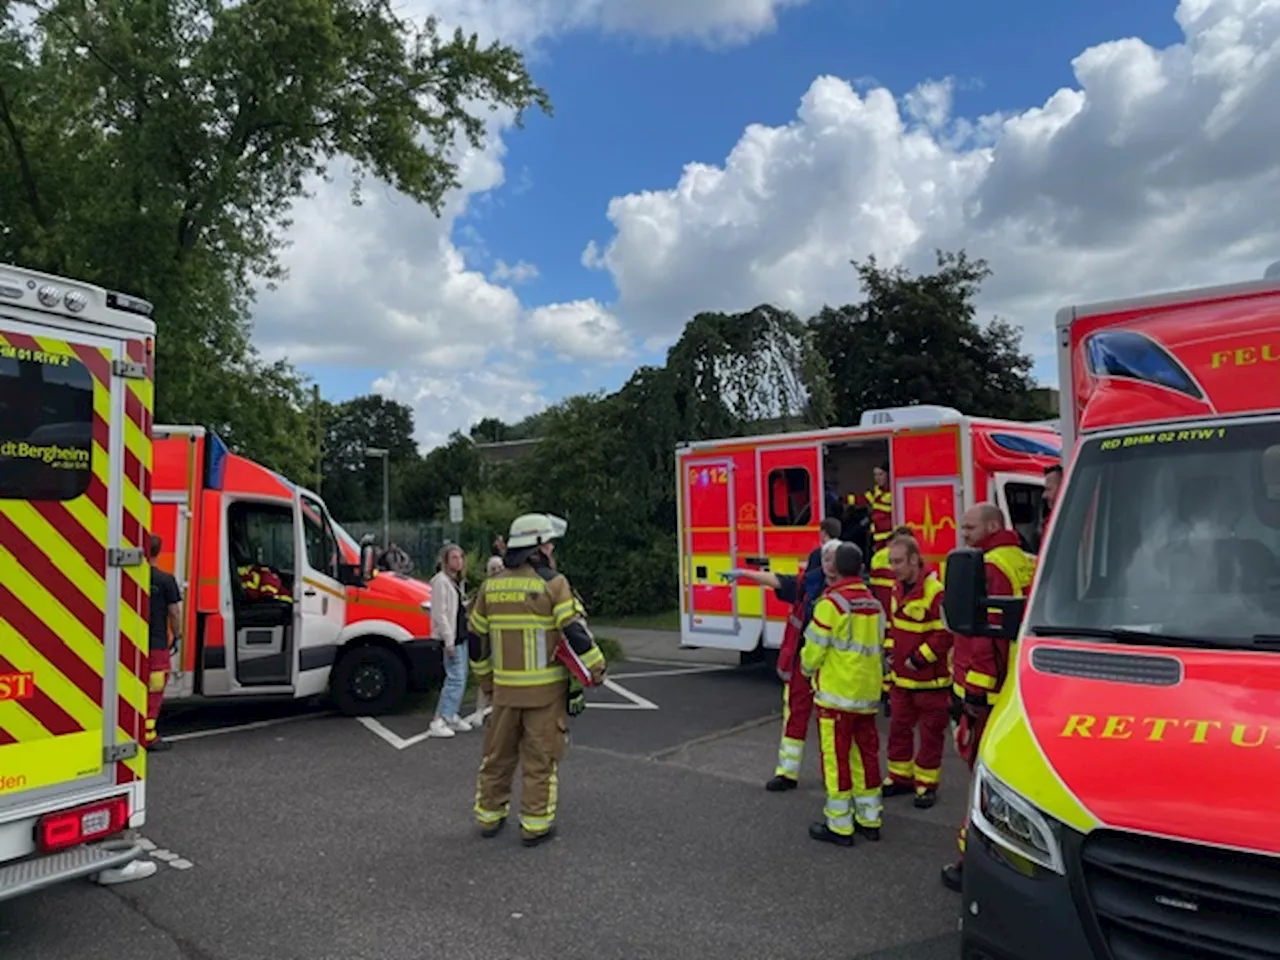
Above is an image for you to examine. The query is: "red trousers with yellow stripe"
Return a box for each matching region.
[817,707,883,835]
[144,648,170,747]
[774,667,816,780]
[885,687,950,793]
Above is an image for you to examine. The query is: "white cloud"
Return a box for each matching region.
[424,0,812,48]
[253,0,810,451]
[490,259,540,284]
[528,299,631,360]
[583,0,1280,379]
[372,367,550,451]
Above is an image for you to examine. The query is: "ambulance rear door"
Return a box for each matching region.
[889,425,963,569]
[0,317,134,812]
[680,449,745,644]
[758,441,824,649]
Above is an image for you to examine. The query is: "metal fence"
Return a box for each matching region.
[340,519,486,577]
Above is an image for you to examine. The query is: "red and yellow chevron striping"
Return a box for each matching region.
[0,330,150,788]
[115,338,153,783]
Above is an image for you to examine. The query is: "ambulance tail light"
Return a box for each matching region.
[971,764,1065,875]
[36,796,131,853]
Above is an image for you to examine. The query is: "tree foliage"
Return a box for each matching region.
[0,0,549,477]
[811,251,1050,424]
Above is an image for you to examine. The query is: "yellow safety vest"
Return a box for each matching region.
[800,585,885,713]
[985,544,1037,598]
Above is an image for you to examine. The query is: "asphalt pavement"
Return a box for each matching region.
[1,656,968,960]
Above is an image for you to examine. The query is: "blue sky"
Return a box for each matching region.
[256,0,1277,448]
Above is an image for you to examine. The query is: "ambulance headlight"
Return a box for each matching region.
[971,763,1065,875]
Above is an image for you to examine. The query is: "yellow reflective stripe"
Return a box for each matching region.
[917,643,938,663]
[551,599,576,626]
[965,670,998,690]
[581,646,605,668]
[494,665,568,686]
[471,661,493,676]
[891,618,944,634]
[894,675,950,690]
[486,613,555,629]
[469,611,490,632]
[869,576,894,588]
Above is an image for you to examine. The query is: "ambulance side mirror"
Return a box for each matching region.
[360,543,377,580]
[337,562,365,587]
[942,548,1025,640]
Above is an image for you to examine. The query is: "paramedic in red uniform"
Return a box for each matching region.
[843,465,892,550]
[881,533,952,809]
[145,534,181,752]
[727,515,842,791]
[941,502,1037,892]
[868,524,912,712]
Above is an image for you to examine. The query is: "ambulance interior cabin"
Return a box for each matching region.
[227,500,297,686]
[821,437,891,560]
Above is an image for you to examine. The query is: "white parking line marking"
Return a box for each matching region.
[165,712,332,743]
[607,665,734,680]
[355,716,410,749]
[591,679,658,710]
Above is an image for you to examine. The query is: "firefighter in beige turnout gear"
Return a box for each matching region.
[468,513,607,846]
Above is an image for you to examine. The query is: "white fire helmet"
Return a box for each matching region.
[506,513,568,549]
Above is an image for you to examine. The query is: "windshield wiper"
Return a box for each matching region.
[1026,625,1221,648]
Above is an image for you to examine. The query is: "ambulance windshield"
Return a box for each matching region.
[1028,418,1280,647]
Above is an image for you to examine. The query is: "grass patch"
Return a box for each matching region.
[590,609,680,632]
[595,634,625,664]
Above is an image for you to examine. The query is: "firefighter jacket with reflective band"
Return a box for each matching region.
[890,569,952,690]
[238,564,290,602]
[951,531,1037,706]
[467,561,606,708]
[799,579,885,714]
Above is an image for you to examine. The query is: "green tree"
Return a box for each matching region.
[319,394,418,520]
[811,250,1049,424]
[396,431,481,521]
[0,0,550,471]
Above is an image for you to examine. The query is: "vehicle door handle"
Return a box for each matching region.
[304,588,317,597]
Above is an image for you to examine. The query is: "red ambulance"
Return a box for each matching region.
[676,405,1060,659]
[151,425,442,717]
[944,269,1280,960]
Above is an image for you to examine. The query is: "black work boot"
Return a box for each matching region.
[855,822,882,842]
[479,818,506,839]
[881,780,914,798]
[808,823,854,847]
[914,789,938,809]
[941,861,964,891]
[522,825,557,848]
[765,775,798,792]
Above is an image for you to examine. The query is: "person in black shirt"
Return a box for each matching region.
[146,534,182,752]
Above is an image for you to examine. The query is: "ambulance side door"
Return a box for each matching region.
[295,492,346,696]
[890,427,963,569]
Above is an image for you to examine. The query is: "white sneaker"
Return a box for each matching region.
[93,858,158,885]
[428,717,456,738]
[462,708,487,727]
[446,715,473,733]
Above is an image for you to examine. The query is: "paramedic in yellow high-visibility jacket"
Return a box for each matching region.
[800,540,887,847]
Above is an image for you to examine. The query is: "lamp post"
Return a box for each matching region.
[364,447,389,550]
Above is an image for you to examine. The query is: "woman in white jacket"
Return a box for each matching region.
[428,543,473,738]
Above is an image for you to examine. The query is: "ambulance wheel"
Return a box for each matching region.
[330,644,408,717]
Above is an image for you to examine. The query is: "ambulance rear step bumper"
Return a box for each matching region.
[0,838,143,903]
